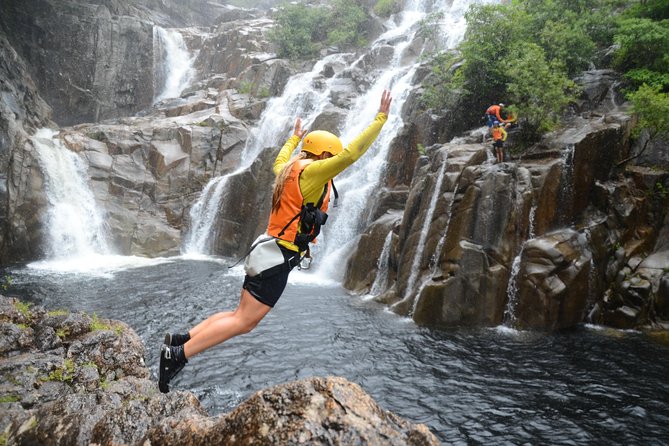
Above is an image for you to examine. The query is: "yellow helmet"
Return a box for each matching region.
[302,130,343,156]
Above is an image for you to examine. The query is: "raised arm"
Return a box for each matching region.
[272,118,308,176]
[300,90,392,196]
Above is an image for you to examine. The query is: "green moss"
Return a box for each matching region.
[1,274,12,291]
[3,374,19,386]
[56,327,69,339]
[13,300,31,319]
[0,395,20,403]
[47,309,68,316]
[16,323,29,330]
[43,359,75,383]
[90,313,112,332]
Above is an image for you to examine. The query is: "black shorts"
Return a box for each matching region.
[493,140,504,148]
[242,245,301,307]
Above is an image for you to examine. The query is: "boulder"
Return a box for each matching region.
[148,376,440,446]
[514,229,592,330]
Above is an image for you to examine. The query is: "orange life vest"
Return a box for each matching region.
[267,159,331,247]
[491,126,505,141]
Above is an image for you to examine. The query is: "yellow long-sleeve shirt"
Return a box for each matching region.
[272,112,388,250]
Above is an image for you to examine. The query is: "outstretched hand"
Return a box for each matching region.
[379,89,392,115]
[293,118,307,139]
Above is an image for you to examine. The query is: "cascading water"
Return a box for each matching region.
[404,159,447,310]
[153,26,196,103]
[368,229,394,297]
[31,129,111,259]
[182,54,348,254]
[315,0,473,281]
[559,143,576,225]
[502,205,537,326]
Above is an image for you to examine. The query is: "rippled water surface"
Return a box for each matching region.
[9,258,669,445]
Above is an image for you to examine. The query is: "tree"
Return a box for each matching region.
[502,42,578,135]
[617,83,669,165]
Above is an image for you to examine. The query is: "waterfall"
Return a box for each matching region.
[369,229,394,297]
[31,129,111,259]
[182,54,345,254]
[559,143,575,225]
[153,26,196,103]
[315,0,474,280]
[502,205,537,326]
[405,160,448,302]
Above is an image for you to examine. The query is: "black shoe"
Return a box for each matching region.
[158,344,187,393]
[164,332,190,346]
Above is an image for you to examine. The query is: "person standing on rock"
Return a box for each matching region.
[491,120,508,163]
[158,90,393,393]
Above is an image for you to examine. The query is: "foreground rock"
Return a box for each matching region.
[150,377,439,445]
[0,296,438,445]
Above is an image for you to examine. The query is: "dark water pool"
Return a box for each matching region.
[8,257,669,445]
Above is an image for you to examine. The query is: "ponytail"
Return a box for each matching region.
[271,151,308,213]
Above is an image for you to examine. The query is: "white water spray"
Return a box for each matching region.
[316,0,475,281]
[154,26,196,102]
[369,229,394,296]
[31,129,111,259]
[405,160,448,303]
[503,205,537,326]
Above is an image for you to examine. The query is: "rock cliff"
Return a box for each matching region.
[344,71,669,331]
[0,296,439,445]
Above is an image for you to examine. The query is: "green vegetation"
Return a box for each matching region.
[421,0,669,143]
[43,359,75,383]
[269,0,369,59]
[0,395,20,403]
[374,0,401,18]
[2,274,12,291]
[13,300,31,319]
[47,309,68,316]
[238,80,271,98]
[90,313,112,331]
[56,327,69,339]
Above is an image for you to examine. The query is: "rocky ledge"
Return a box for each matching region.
[0,296,439,445]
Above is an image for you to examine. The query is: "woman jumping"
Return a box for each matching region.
[159,90,393,392]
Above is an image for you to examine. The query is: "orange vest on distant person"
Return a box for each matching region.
[491,127,505,141]
[486,105,502,119]
[267,159,331,244]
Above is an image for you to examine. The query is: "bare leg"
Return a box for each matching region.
[187,310,234,338]
[183,289,272,359]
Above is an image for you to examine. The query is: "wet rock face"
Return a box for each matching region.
[348,103,669,330]
[1,0,155,126]
[514,229,592,330]
[0,296,438,446]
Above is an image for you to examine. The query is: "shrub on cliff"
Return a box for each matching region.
[422,0,619,140]
[269,0,369,59]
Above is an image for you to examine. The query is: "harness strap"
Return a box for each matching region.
[277,182,329,238]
